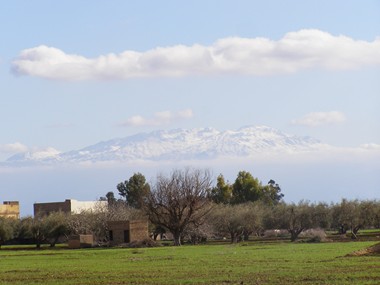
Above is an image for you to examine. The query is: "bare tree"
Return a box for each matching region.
[144,168,213,246]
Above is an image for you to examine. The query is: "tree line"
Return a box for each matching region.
[1,168,379,248]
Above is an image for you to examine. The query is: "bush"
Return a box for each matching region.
[300,228,327,243]
[128,238,162,248]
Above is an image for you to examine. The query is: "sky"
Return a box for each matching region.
[0,1,379,215]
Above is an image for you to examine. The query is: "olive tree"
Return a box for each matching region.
[18,213,69,248]
[144,168,213,246]
[331,199,376,239]
[44,212,69,247]
[265,201,314,242]
[0,217,14,249]
[210,202,264,243]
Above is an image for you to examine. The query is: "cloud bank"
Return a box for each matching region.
[292,111,346,127]
[0,142,28,154]
[12,29,380,80]
[120,109,193,127]
[0,143,60,162]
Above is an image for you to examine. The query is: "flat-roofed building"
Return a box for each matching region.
[108,220,148,246]
[0,201,20,219]
[34,199,107,216]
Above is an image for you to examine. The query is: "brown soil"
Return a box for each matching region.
[347,242,380,256]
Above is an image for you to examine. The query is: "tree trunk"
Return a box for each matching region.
[243,231,250,241]
[50,236,60,247]
[289,228,303,242]
[173,232,181,246]
[351,226,360,239]
[230,232,239,243]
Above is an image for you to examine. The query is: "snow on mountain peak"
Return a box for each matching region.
[5,126,324,164]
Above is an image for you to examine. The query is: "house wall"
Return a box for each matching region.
[129,220,149,242]
[107,220,148,246]
[0,201,20,219]
[33,199,107,216]
[68,234,94,249]
[108,221,130,246]
[33,199,71,216]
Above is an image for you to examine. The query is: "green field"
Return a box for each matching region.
[0,241,379,284]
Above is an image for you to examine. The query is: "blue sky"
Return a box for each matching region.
[0,1,379,214]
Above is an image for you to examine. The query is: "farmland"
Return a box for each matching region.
[0,241,379,284]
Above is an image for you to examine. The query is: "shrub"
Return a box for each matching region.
[300,228,327,243]
[128,238,162,248]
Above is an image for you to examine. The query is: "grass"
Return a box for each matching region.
[0,241,379,284]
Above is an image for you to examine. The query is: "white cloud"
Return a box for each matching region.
[120,109,194,127]
[0,143,62,163]
[292,111,346,127]
[12,29,380,80]
[360,143,380,150]
[0,142,28,153]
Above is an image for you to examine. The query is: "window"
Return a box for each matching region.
[109,230,113,241]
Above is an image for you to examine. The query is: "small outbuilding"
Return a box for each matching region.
[68,234,94,249]
[107,220,148,246]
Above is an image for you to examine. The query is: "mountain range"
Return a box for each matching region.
[6,125,328,165]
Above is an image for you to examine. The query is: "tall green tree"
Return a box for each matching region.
[210,174,232,204]
[232,171,262,204]
[261,180,284,205]
[117,172,151,209]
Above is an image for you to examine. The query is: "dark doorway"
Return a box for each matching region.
[124,230,130,243]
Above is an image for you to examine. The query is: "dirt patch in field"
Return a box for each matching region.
[347,242,380,256]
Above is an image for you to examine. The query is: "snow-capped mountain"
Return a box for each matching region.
[5,125,326,164]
